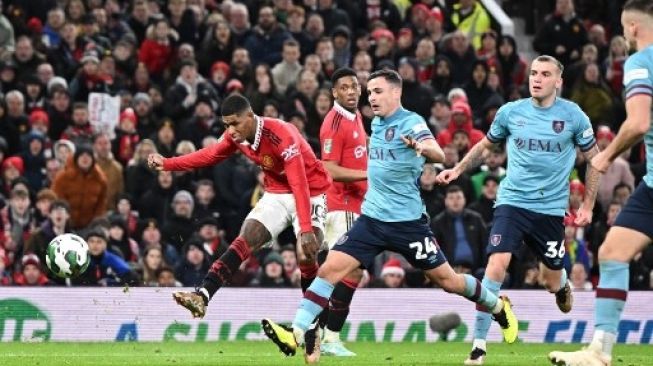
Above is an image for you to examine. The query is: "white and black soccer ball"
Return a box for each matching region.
[46,233,91,278]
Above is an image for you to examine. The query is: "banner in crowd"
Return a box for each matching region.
[88,92,120,139]
[1,288,652,344]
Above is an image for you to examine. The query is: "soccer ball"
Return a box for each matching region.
[46,233,91,278]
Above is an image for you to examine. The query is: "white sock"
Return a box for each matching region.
[492,298,504,314]
[322,328,341,343]
[591,330,616,359]
[293,328,306,346]
[472,339,487,351]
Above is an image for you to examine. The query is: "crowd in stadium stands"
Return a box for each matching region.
[0,0,651,290]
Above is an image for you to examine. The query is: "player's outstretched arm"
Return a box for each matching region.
[592,95,652,172]
[322,160,367,182]
[435,137,494,184]
[576,144,601,226]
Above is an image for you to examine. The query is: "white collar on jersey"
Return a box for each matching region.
[251,115,264,151]
[333,101,356,121]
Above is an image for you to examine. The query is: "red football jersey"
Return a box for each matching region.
[319,103,368,214]
[163,117,331,233]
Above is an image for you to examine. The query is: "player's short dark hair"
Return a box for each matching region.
[331,67,357,85]
[220,93,251,116]
[534,55,564,74]
[369,69,402,88]
[624,0,653,15]
[445,185,463,196]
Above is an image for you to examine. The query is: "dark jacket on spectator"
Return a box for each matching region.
[244,24,291,67]
[431,209,487,272]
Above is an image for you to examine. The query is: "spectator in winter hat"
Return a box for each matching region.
[1,156,24,195]
[436,101,484,148]
[373,258,405,288]
[14,254,50,286]
[28,110,50,136]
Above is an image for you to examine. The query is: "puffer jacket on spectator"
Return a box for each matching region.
[51,148,108,230]
[436,101,485,147]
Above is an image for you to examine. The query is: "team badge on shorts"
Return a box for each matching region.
[490,234,502,246]
[552,120,565,133]
[385,127,396,141]
[335,235,348,246]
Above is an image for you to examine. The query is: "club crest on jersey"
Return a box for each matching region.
[385,127,396,141]
[261,155,274,169]
[552,120,565,134]
[490,234,501,246]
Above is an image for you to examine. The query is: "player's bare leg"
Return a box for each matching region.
[263,250,360,364]
[549,227,649,366]
[425,261,518,344]
[539,264,572,313]
[173,219,271,318]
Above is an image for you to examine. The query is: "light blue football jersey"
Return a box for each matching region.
[623,44,653,188]
[362,107,434,222]
[487,98,596,216]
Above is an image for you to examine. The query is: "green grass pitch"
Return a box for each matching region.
[0,341,651,365]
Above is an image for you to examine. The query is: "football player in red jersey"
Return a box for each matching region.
[148,94,331,318]
[318,68,368,357]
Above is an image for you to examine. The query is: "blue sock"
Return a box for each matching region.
[473,277,502,341]
[462,274,499,312]
[293,277,334,332]
[595,260,629,334]
[558,269,568,292]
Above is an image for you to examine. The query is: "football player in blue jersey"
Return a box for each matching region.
[550,1,653,365]
[437,54,601,365]
[260,69,519,364]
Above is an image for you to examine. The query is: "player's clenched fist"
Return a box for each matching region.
[147,153,164,171]
[435,168,461,185]
[300,232,320,262]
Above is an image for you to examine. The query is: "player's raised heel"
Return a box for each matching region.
[493,295,518,343]
[555,280,573,313]
[463,347,486,365]
[261,318,298,356]
[172,291,206,318]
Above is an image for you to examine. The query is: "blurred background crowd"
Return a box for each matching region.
[0,0,650,291]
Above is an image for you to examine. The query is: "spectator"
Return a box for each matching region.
[175,238,209,287]
[13,254,51,286]
[428,95,451,134]
[20,131,46,192]
[196,216,228,262]
[569,63,615,125]
[51,145,108,230]
[138,170,176,224]
[228,2,252,46]
[156,266,182,287]
[487,35,528,99]
[93,133,124,210]
[127,0,153,45]
[398,57,435,120]
[192,179,221,221]
[563,43,599,97]
[198,20,235,77]
[370,29,395,68]
[358,0,401,34]
[138,18,175,80]
[468,175,499,227]
[6,90,29,137]
[570,262,593,291]
[46,88,72,141]
[33,188,56,226]
[594,126,634,209]
[441,30,477,87]
[73,228,138,286]
[0,96,20,156]
[612,182,633,206]
[13,35,46,82]
[107,216,139,263]
[138,218,178,267]
[587,24,609,64]
[464,60,501,121]
[470,144,506,199]
[161,190,195,254]
[246,64,284,116]
[370,258,406,288]
[477,31,497,60]
[164,59,218,122]
[562,215,591,275]
[280,244,300,288]
[420,163,445,218]
[431,185,487,274]
[153,120,176,158]
[167,0,198,46]
[125,139,158,202]
[436,101,484,148]
[450,0,491,50]
[439,144,475,202]
[0,186,34,265]
[177,94,222,150]
[0,4,15,59]
[47,22,84,81]
[250,251,293,288]
[533,0,588,67]
[272,39,302,96]
[244,6,291,67]
[604,35,629,96]
[60,102,93,146]
[69,50,111,103]
[430,55,454,96]
[318,0,351,35]
[589,200,621,271]
[1,156,24,196]
[138,245,165,286]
